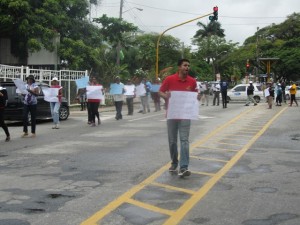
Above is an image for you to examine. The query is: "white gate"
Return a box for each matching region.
[0,64,88,105]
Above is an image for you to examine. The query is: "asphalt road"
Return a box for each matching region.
[0,101,299,225]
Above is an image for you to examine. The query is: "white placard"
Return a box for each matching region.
[42,87,59,102]
[86,86,103,100]
[124,85,135,95]
[167,91,199,120]
[264,88,270,97]
[136,83,146,96]
[13,79,28,94]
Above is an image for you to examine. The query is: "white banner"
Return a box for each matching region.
[86,86,103,100]
[124,85,135,95]
[167,91,199,120]
[13,78,28,94]
[42,87,59,102]
[136,83,146,96]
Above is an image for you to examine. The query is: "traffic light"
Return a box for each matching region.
[246,59,250,69]
[209,6,218,21]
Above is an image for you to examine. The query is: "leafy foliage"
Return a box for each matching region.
[1,2,299,84]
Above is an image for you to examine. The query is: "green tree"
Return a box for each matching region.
[242,13,300,81]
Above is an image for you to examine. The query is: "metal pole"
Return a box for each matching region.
[155,12,213,78]
[116,0,124,71]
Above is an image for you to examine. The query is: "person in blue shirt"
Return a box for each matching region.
[145,78,152,112]
[220,78,229,108]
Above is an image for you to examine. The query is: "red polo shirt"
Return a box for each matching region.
[159,73,197,93]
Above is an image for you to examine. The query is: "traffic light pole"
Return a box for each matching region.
[155,12,213,78]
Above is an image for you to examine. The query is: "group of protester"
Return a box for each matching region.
[261,81,298,109]
[1,59,298,181]
[0,75,63,141]
[75,76,163,126]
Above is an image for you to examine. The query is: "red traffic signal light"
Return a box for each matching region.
[209,6,218,21]
[246,63,250,68]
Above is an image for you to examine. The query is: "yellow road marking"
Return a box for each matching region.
[151,182,196,195]
[81,107,289,225]
[190,155,229,163]
[216,141,244,146]
[126,198,175,216]
[162,107,287,225]
[80,164,169,225]
[216,137,250,141]
[191,171,215,176]
[195,145,239,152]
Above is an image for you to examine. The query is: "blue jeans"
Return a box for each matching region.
[167,119,191,169]
[50,102,61,124]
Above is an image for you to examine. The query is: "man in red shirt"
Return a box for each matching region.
[159,59,199,177]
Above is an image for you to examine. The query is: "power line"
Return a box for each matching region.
[127,1,288,19]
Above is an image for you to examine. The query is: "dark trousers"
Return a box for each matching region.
[87,102,92,122]
[151,92,161,111]
[115,101,123,119]
[221,91,227,108]
[213,91,220,105]
[126,97,134,115]
[89,102,100,123]
[0,109,10,137]
[23,104,37,134]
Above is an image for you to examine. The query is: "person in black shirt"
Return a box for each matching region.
[245,81,257,106]
[220,78,228,108]
[0,87,10,142]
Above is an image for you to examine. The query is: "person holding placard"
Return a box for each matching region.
[50,77,63,129]
[159,59,200,177]
[110,76,125,120]
[136,78,148,114]
[87,77,103,126]
[151,78,161,112]
[22,75,39,138]
[124,79,136,115]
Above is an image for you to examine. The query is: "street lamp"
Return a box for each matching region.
[123,7,143,14]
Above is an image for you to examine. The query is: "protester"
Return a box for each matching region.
[275,83,282,106]
[151,78,161,112]
[0,86,10,141]
[266,83,274,109]
[124,79,135,115]
[22,75,39,137]
[76,88,87,111]
[136,78,148,114]
[289,82,298,107]
[200,81,209,106]
[159,58,200,177]
[245,81,257,106]
[50,77,63,129]
[110,76,125,120]
[145,78,152,112]
[220,77,229,108]
[212,82,220,106]
[87,77,102,126]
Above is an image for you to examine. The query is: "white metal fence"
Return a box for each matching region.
[0,64,88,105]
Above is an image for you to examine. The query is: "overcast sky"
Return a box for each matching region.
[91,0,300,47]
